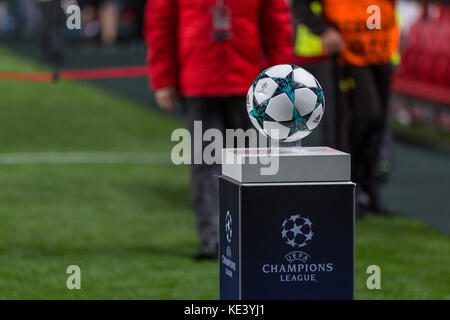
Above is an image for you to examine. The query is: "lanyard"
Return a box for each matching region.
[211,0,231,40]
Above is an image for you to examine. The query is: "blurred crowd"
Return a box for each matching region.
[0,0,145,47]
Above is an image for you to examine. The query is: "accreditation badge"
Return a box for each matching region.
[211,0,231,40]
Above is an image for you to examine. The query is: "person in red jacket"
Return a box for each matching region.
[144,0,293,259]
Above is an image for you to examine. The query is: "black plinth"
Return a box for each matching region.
[219,175,355,300]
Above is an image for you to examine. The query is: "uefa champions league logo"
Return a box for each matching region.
[225,211,232,243]
[281,214,313,263]
[223,211,236,274]
[225,211,233,259]
[260,214,333,282]
[258,81,268,93]
[281,215,313,248]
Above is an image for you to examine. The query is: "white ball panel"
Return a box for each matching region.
[254,78,278,104]
[265,93,294,122]
[265,64,293,79]
[293,67,317,88]
[263,121,290,140]
[294,88,317,116]
[306,104,324,130]
[246,86,254,113]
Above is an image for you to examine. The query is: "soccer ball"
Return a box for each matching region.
[281,215,313,248]
[246,64,325,142]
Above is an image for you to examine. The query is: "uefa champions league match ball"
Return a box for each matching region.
[246,64,325,142]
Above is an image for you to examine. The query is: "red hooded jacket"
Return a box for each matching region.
[144,0,293,97]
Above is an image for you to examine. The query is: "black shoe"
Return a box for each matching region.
[355,203,367,219]
[355,188,370,219]
[370,202,395,217]
[194,243,218,260]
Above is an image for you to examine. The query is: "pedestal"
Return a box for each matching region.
[219,147,355,300]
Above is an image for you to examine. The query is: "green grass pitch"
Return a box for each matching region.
[0,47,448,299]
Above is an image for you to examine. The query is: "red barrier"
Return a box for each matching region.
[60,66,148,80]
[0,65,148,82]
[0,71,55,82]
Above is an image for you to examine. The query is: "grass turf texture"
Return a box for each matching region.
[0,47,449,299]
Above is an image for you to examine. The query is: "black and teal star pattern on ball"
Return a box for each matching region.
[249,99,276,128]
[310,79,325,110]
[280,107,308,135]
[248,65,324,137]
[249,69,303,128]
[271,70,306,104]
[280,78,324,136]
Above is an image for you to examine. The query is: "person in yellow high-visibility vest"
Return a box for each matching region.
[292,0,400,217]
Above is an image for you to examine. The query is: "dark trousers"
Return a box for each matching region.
[40,0,64,63]
[338,63,392,207]
[303,60,338,149]
[183,96,251,245]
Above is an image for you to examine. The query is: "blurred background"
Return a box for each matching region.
[0,0,448,299]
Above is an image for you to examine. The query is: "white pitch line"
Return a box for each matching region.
[0,152,172,165]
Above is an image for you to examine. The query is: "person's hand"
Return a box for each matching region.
[321,28,345,56]
[155,86,178,112]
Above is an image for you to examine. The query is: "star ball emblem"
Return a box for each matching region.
[225,211,232,243]
[281,214,313,248]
